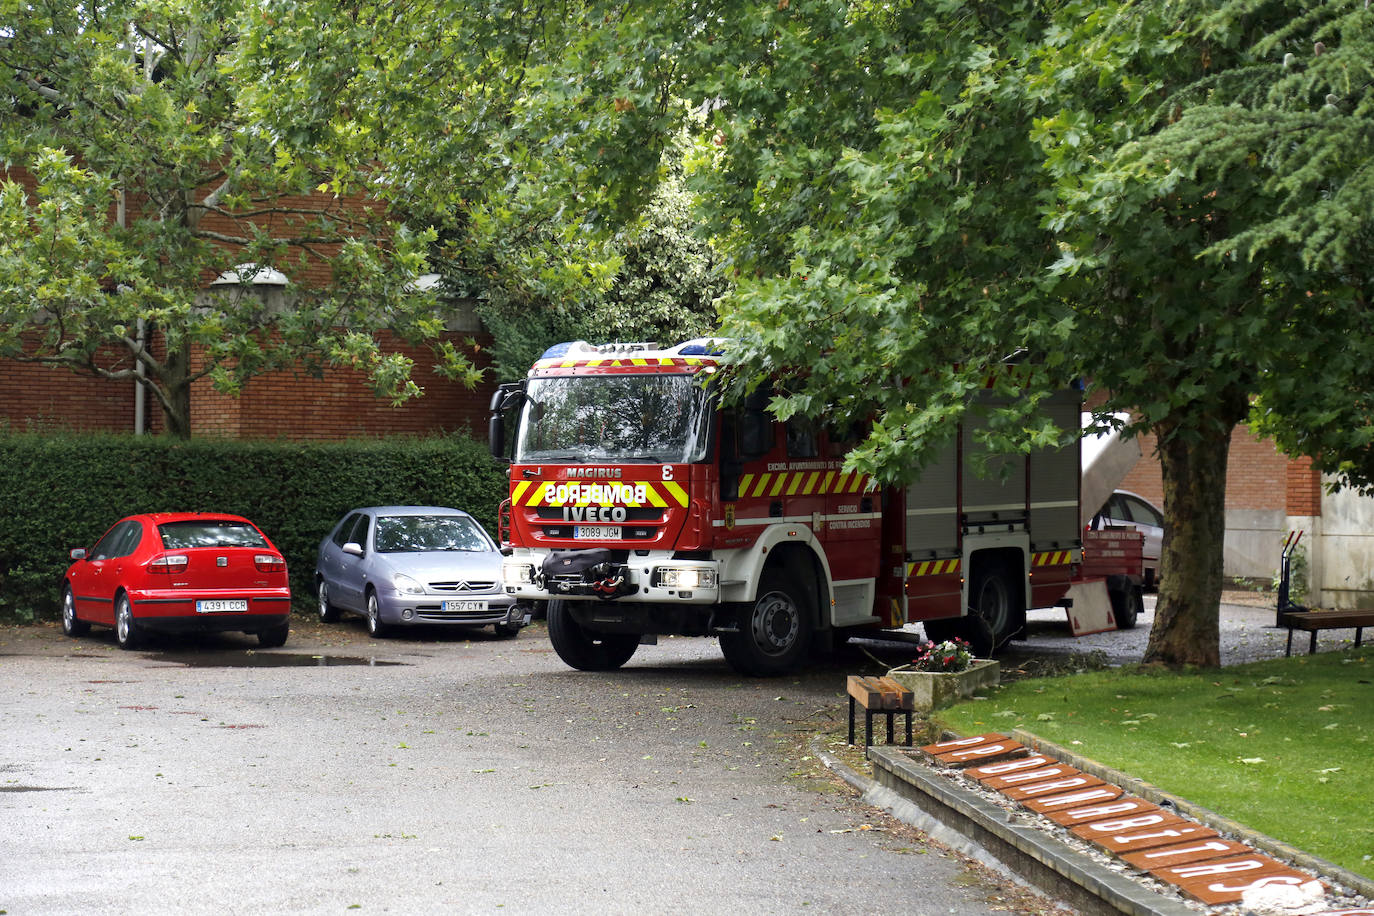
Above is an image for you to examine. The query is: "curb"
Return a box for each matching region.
[1010,729,1374,901]
[813,738,1194,916]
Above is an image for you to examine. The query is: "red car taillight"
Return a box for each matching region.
[148,554,189,574]
[254,554,286,574]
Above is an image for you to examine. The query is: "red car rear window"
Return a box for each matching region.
[157,521,269,550]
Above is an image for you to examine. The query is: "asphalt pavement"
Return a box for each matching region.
[0,617,1072,916]
[0,593,1320,915]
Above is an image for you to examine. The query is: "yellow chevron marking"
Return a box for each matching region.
[769,474,787,497]
[750,473,770,498]
[802,472,821,495]
[512,481,533,505]
[739,473,756,496]
[907,559,962,577]
[821,471,835,494]
[662,481,689,507]
[643,484,668,508]
[786,473,803,496]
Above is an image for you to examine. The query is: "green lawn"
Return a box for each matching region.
[936,647,1374,879]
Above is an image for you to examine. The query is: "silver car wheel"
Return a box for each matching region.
[317,580,339,623]
[366,591,388,638]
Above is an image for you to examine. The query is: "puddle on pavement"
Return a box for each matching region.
[146,652,407,668]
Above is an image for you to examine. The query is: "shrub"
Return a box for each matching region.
[0,431,509,621]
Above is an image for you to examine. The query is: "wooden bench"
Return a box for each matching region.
[1282,610,1374,656]
[847,675,914,747]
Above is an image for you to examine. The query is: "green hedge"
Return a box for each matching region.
[0,432,510,622]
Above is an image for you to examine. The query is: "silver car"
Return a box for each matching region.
[315,506,528,638]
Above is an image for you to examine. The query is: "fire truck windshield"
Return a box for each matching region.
[515,373,712,464]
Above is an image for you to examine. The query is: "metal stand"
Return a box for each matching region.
[1275,530,1305,627]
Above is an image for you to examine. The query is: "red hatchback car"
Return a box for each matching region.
[62,513,292,649]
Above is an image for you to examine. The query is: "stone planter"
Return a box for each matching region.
[886,659,1000,712]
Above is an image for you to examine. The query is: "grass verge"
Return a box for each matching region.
[935,646,1373,879]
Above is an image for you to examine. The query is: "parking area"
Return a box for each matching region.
[0,617,1072,916]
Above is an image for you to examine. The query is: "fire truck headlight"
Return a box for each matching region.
[656,568,717,590]
[504,562,534,586]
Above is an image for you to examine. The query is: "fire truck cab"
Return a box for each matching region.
[490,339,1087,676]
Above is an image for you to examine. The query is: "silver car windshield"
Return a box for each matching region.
[514,373,712,464]
[374,515,490,553]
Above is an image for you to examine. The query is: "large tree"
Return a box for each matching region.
[0,0,479,438]
[609,0,1369,666]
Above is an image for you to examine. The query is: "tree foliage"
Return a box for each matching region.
[0,0,480,437]
[573,0,1370,666]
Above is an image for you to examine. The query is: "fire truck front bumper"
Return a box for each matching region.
[501,550,721,604]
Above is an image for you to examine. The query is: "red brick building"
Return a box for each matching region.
[1,322,496,441]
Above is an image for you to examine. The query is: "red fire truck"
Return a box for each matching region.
[489,339,1138,675]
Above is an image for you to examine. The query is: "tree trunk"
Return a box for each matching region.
[1143,417,1236,667]
[157,338,194,440]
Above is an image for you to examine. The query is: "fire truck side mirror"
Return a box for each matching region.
[488,382,525,462]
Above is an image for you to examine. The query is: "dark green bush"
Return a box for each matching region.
[0,432,509,622]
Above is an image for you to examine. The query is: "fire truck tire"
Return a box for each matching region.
[719,572,813,676]
[547,600,639,670]
[968,565,1015,651]
[1111,584,1142,630]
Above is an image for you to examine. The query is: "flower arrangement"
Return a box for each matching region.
[910,637,973,673]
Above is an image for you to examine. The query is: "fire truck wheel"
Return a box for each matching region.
[969,566,1015,650]
[546,600,639,670]
[720,572,813,676]
[1111,585,1142,630]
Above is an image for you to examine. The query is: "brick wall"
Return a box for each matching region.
[189,331,497,441]
[0,335,168,435]
[0,358,140,434]
[1115,426,1297,514]
[2,330,494,441]
[1284,457,1323,517]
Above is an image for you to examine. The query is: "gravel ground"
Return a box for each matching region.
[1011,591,1315,668]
